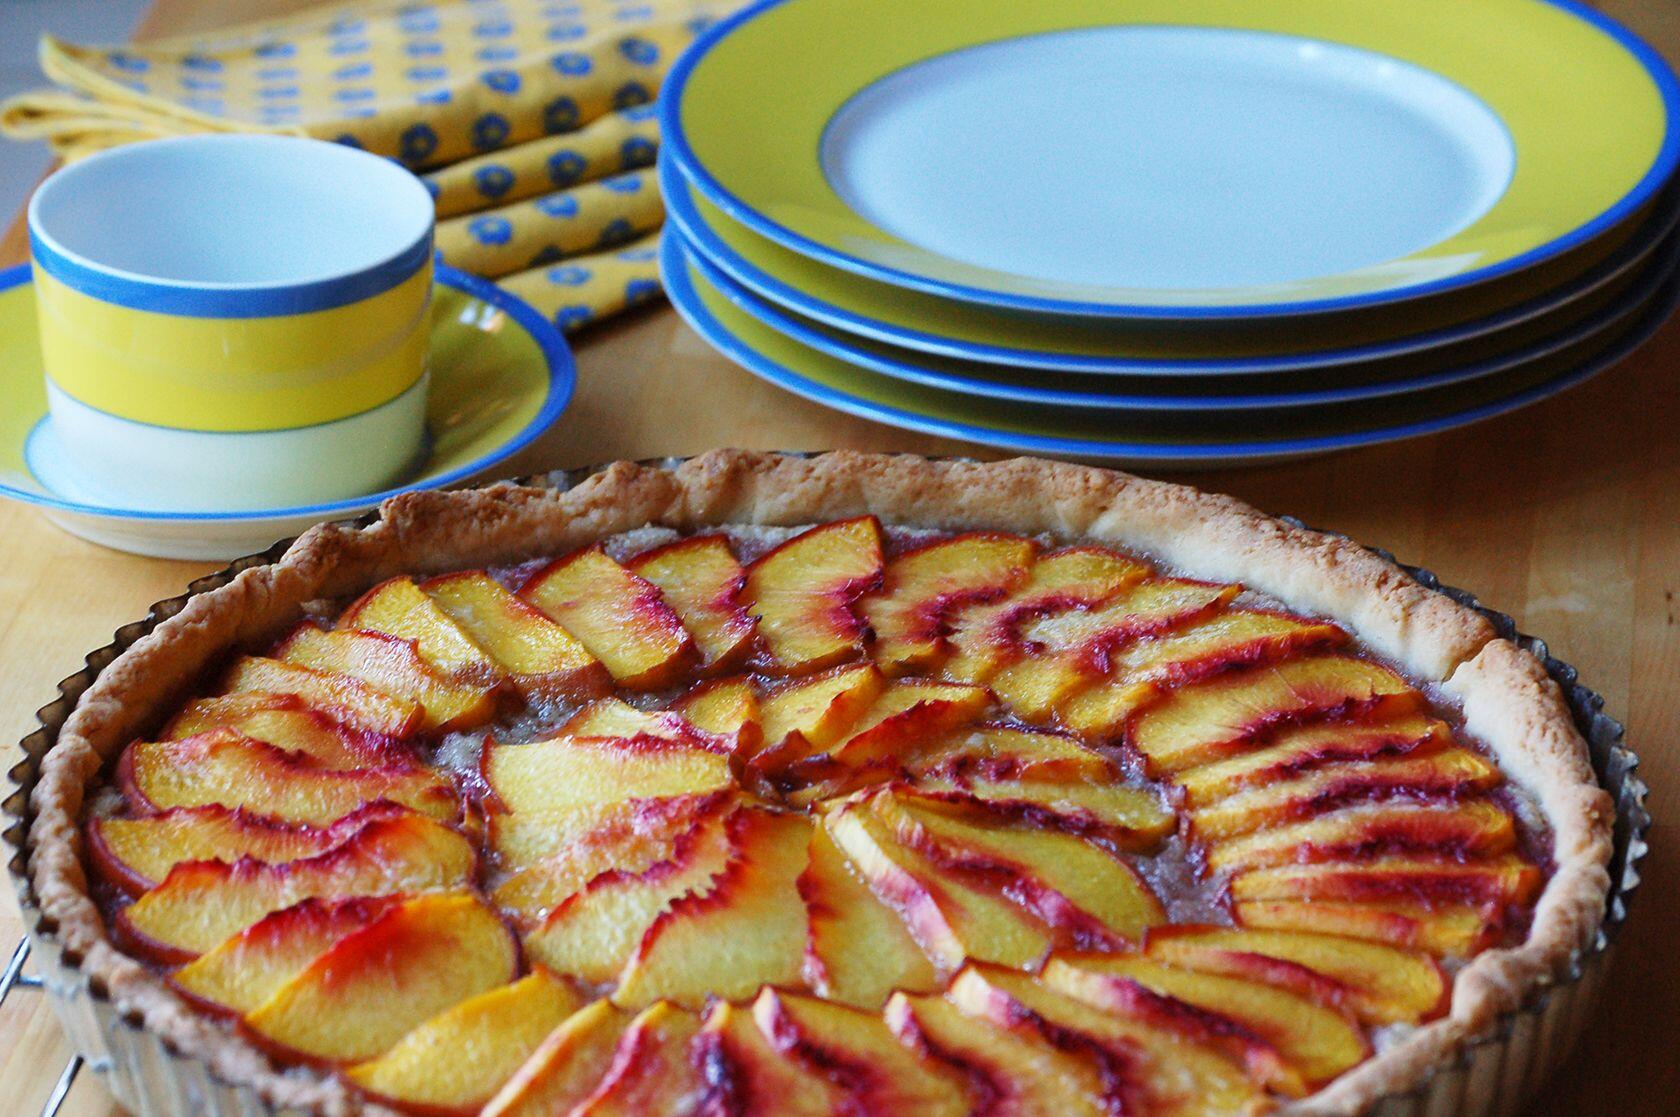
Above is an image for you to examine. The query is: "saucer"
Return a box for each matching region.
[0,263,575,559]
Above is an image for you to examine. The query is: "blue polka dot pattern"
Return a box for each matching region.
[481,69,522,94]
[334,88,377,104]
[469,216,514,245]
[613,81,652,110]
[528,245,566,266]
[617,245,659,263]
[407,65,447,82]
[621,102,658,122]
[475,164,516,198]
[543,96,581,134]
[258,86,299,100]
[619,38,659,65]
[621,137,657,168]
[256,66,297,81]
[536,193,581,218]
[597,217,635,247]
[400,122,440,164]
[182,54,222,72]
[328,39,370,56]
[554,305,594,329]
[626,276,661,304]
[548,24,586,41]
[551,52,592,76]
[478,46,520,62]
[472,112,512,150]
[254,42,296,59]
[106,52,149,73]
[602,173,642,194]
[547,150,587,187]
[405,41,444,57]
[334,62,373,80]
[474,19,513,38]
[547,266,591,285]
[415,88,453,105]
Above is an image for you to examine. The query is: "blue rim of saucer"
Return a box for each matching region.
[662,0,1680,321]
[662,230,1680,460]
[680,225,1680,411]
[0,261,576,521]
[662,157,1680,377]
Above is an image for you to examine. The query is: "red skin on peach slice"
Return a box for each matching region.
[694,1000,850,1116]
[750,663,886,773]
[673,676,763,756]
[1175,714,1453,807]
[420,570,609,697]
[627,534,758,673]
[163,693,410,769]
[481,1000,633,1117]
[1233,899,1501,958]
[568,1001,704,1117]
[905,773,1175,853]
[520,545,697,690]
[275,624,498,732]
[1203,800,1517,873]
[340,576,503,683]
[905,724,1116,784]
[479,733,733,820]
[1111,608,1351,689]
[1230,854,1543,909]
[741,516,884,675]
[859,532,1037,675]
[222,656,423,739]
[775,686,992,795]
[561,698,732,755]
[87,800,415,897]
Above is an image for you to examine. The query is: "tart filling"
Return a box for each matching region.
[25,452,1613,1117]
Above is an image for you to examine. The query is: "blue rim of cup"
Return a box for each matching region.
[661,0,1680,321]
[0,261,577,521]
[678,226,1680,411]
[26,135,435,318]
[661,229,1680,460]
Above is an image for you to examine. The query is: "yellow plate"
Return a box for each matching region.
[665,0,1680,317]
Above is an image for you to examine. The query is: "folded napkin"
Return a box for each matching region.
[1,0,742,333]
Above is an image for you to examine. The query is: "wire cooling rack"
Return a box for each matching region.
[2,937,81,1117]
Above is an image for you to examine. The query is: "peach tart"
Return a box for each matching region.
[21,452,1615,1116]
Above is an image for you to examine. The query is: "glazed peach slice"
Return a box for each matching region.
[1176,713,1453,807]
[521,545,696,689]
[341,576,501,681]
[1188,748,1503,839]
[562,698,726,751]
[905,725,1116,783]
[673,676,762,754]
[800,824,939,1009]
[884,990,1119,1117]
[627,535,758,672]
[754,989,971,1116]
[909,772,1175,850]
[872,791,1164,948]
[88,801,414,896]
[750,662,884,770]
[1047,954,1369,1091]
[571,1001,704,1117]
[120,731,457,825]
[243,892,517,1065]
[523,808,735,983]
[1203,800,1517,873]
[485,734,732,815]
[824,801,1051,971]
[164,693,404,769]
[1127,654,1423,773]
[859,533,1036,675]
[277,625,497,731]
[482,1000,632,1117]
[345,968,582,1115]
[826,680,991,768]
[1144,926,1447,1026]
[170,896,402,1016]
[115,812,476,962]
[741,516,883,674]
[422,570,608,696]
[223,656,422,738]
[1234,899,1500,957]
[941,546,1151,685]
[1229,853,1542,908]
[613,811,814,1008]
[946,965,1271,1117]
[695,999,849,1116]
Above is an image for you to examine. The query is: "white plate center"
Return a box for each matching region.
[820,26,1516,292]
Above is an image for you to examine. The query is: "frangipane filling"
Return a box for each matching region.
[87,518,1548,1115]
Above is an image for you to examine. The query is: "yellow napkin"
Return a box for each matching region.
[1,0,742,332]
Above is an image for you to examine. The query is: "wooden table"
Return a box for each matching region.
[2,1,1677,1113]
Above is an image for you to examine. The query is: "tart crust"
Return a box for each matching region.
[23,450,1614,1115]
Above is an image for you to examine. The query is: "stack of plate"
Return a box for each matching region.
[659,0,1680,466]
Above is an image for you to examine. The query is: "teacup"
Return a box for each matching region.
[27,134,435,512]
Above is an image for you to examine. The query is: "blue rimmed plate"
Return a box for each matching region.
[0,264,575,559]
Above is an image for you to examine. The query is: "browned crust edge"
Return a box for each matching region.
[22,450,1612,1115]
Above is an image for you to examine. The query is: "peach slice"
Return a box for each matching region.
[873,792,1164,948]
[674,677,763,755]
[826,680,992,768]
[627,535,758,672]
[493,793,737,927]
[523,809,735,983]
[1229,854,1542,908]
[946,964,1271,1117]
[859,533,1036,675]
[1176,713,1454,806]
[242,893,516,1065]
[1127,654,1423,773]
[277,625,497,731]
[941,546,1151,685]
[422,570,608,696]
[170,896,402,1016]
[905,725,1116,783]
[1203,800,1516,872]
[695,999,849,1116]
[223,656,422,738]
[484,735,732,817]
[1233,899,1499,957]
[824,801,1051,971]
[571,1001,704,1117]
[88,801,414,896]
[120,730,457,825]
[164,693,403,769]
[1144,926,1447,1026]
[741,516,883,674]
[884,990,1119,1117]
[489,792,736,870]
[345,969,582,1115]
[1111,607,1350,688]
[342,576,500,681]
[909,773,1175,851]
[1056,676,1162,741]
[751,662,885,769]
[1188,748,1504,839]
[613,811,813,1009]
[115,812,477,962]
[482,1000,632,1117]
[521,545,696,689]
[799,824,938,1009]
[561,698,725,751]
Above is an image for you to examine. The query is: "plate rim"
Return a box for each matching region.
[662,0,1680,321]
[0,261,576,523]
